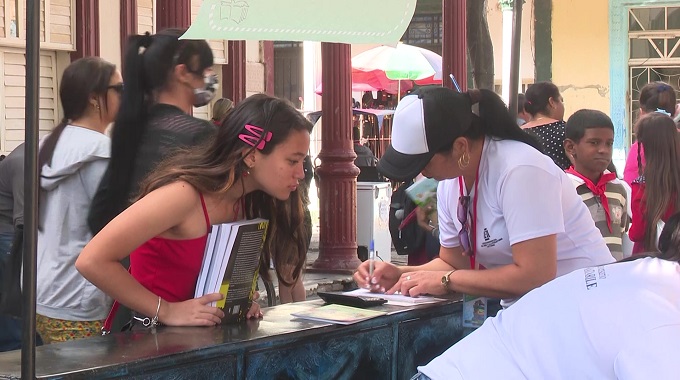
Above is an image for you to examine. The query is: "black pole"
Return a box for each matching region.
[508,0,523,120]
[22,0,40,377]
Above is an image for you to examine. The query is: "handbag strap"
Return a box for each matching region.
[101,300,121,335]
[101,266,131,335]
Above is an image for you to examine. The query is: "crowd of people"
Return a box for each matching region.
[353,82,680,379]
[0,30,311,348]
[0,27,678,378]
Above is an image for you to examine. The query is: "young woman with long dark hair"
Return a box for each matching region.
[623,82,677,185]
[36,57,122,343]
[76,94,312,327]
[629,112,680,254]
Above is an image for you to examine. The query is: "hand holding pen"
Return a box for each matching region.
[353,248,402,293]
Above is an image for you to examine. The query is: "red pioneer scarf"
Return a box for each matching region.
[566,167,617,232]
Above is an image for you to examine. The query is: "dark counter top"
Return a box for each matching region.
[0,297,464,379]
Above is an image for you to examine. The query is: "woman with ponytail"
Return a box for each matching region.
[355,87,614,306]
[88,29,217,235]
[628,112,680,254]
[623,81,677,185]
[36,57,122,343]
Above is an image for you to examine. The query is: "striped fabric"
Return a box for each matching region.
[569,174,628,260]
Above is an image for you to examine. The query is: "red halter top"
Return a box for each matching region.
[130,193,211,302]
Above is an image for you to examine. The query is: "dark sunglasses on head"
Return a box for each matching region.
[107,83,124,94]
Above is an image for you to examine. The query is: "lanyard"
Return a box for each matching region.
[458,141,483,270]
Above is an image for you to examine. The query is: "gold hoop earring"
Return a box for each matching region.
[458,151,470,169]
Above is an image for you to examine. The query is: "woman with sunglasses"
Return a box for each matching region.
[35,57,122,343]
[355,87,614,307]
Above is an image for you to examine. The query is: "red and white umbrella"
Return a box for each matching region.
[316,43,442,95]
[352,43,443,81]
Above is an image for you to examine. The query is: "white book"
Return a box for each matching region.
[194,225,220,298]
[205,224,234,301]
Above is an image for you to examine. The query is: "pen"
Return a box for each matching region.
[369,239,375,279]
[450,74,461,92]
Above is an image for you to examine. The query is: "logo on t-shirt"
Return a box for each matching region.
[584,266,607,290]
[480,227,503,248]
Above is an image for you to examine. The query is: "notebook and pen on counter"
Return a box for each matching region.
[291,290,447,325]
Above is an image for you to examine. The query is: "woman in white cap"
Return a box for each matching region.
[354,87,614,307]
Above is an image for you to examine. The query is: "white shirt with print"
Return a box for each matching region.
[437,137,615,305]
[418,257,680,379]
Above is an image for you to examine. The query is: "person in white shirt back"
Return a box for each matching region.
[412,211,680,380]
[354,87,614,306]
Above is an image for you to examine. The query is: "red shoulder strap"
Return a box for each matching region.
[198,193,211,231]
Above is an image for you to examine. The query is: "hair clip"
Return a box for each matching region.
[238,124,272,150]
[655,108,671,116]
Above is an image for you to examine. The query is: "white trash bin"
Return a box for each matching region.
[356,182,392,263]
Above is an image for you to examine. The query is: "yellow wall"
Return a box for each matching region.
[551,0,610,119]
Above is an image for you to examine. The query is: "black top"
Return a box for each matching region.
[88,104,215,234]
[354,144,378,168]
[524,120,570,170]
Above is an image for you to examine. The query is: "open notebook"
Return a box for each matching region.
[291,304,386,325]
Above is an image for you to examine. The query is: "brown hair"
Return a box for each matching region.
[139,94,313,286]
[524,81,561,117]
[657,211,680,261]
[639,82,677,117]
[212,98,234,122]
[636,112,680,251]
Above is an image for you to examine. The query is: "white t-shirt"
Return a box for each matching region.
[437,138,614,303]
[419,257,680,379]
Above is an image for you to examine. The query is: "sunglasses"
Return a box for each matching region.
[107,83,124,94]
[457,195,472,255]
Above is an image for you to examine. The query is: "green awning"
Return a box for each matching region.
[181,0,416,44]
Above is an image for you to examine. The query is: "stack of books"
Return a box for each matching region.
[194,218,269,323]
